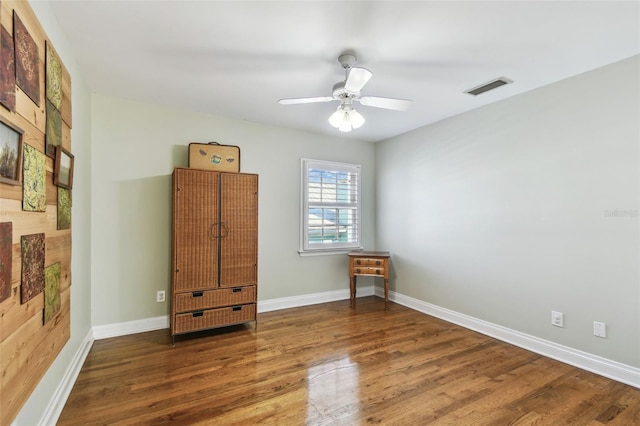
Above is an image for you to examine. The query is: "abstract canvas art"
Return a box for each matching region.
[45,41,62,110]
[0,222,12,304]
[57,187,71,230]
[21,233,44,303]
[44,262,61,324]
[13,12,39,106]
[0,25,16,111]
[45,100,61,157]
[22,144,46,212]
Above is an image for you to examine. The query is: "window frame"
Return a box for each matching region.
[299,158,362,256]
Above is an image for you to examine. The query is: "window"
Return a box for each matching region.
[300,159,361,254]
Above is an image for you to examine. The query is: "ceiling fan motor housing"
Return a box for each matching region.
[332,81,356,101]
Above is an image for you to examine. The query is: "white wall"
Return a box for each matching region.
[376,55,639,367]
[14,2,93,425]
[90,95,376,326]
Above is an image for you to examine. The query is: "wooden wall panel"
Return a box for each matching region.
[60,65,72,127]
[0,1,73,423]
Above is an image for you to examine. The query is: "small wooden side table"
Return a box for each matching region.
[348,251,390,310]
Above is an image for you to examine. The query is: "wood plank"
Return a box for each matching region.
[57,298,640,425]
[61,65,72,128]
[0,183,22,202]
[46,171,57,204]
[0,1,14,30]
[1,290,70,422]
[62,121,71,150]
[0,199,59,236]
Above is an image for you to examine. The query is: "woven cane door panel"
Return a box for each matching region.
[219,173,258,287]
[174,169,219,291]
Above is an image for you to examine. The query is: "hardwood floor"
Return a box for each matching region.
[58,297,640,425]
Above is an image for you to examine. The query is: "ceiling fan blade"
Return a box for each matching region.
[344,67,372,92]
[359,96,413,111]
[278,96,335,105]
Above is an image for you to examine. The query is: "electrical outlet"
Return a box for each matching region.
[156,290,166,303]
[551,311,564,327]
[593,321,606,338]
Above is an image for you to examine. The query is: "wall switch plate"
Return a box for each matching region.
[156,290,166,303]
[593,321,606,338]
[551,311,564,327]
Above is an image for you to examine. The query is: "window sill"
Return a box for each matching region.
[298,247,363,257]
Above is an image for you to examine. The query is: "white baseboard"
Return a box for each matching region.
[90,288,376,339]
[374,286,640,389]
[38,329,94,426]
[258,286,374,313]
[92,315,170,340]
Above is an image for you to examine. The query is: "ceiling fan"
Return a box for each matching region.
[278,53,413,132]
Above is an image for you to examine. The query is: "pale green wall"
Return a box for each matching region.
[376,56,640,367]
[90,95,376,326]
[14,2,93,425]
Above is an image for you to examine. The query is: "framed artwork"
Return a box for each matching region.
[0,116,24,186]
[54,146,74,189]
[44,262,61,324]
[45,100,62,157]
[13,12,40,107]
[22,144,46,211]
[57,187,71,230]
[0,25,16,111]
[0,222,11,304]
[45,41,62,110]
[21,233,45,304]
[13,11,40,106]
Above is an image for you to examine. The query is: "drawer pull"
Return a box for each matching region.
[356,268,361,274]
[232,287,242,293]
[192,311,204,317]
[376,269,381,274]
[376,260,381,266]
[356,259,361,265]
[192,291,204,297]
[232,306,242,312]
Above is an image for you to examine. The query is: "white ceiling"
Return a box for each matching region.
[48,1,640,143]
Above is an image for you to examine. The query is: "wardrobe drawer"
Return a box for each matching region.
[174,304,256,334]
[174,286,256,312]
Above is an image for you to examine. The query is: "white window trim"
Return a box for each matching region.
[299,158,363,256]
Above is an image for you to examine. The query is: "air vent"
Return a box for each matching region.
[465,77,513,96]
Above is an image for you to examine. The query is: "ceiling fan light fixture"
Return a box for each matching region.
[339,118,352,133]
[328,105,365,132]
[348,108,365,129]
[328,106,347,128]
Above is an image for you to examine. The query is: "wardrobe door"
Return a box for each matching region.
[219,173,258,287]
[173,169,219,291]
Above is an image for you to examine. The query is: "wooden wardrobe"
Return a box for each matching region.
[171,167,258,342]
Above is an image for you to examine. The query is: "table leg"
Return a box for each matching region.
[384,278,389,310]
[350,275,357,307]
